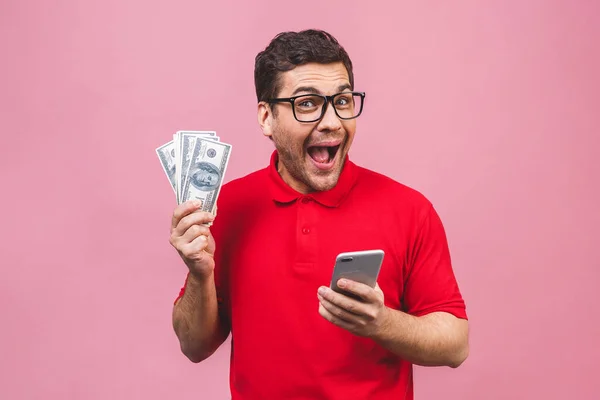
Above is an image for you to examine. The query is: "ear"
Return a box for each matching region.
[257,101,274,138]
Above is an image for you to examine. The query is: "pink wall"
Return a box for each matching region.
[1,1,598,399]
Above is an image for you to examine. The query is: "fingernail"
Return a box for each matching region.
[318,287,326,295]
[338,279,347,288]
[193,200,202,208]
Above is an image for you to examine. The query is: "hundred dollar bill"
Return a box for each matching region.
[156,131,224,203]
[177,133,198,203]
[176,130,216,138]
[176,132,219,202]
[180,137,232,215]
[173,133,181,199]
[155,141,177,194]
[158,131,217,201]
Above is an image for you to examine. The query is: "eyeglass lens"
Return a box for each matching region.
[293,93,362,122]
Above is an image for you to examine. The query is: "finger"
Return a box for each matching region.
[336,279,379,303]
[180,223,211,244]
[318,287,369,317]
[317,294,362,324]
[171,201,202,231]
[175,211,215,236]
[179,234,210,260]
[318,303,356,331]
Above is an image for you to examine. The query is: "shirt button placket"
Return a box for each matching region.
[296,196,317,266]
[301,197,311,235]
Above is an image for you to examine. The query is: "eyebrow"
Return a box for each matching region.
[291,86,320,96]
[290,83,353,97]
[337,83,352,93]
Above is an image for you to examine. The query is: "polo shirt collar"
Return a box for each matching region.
[268,150,358,208]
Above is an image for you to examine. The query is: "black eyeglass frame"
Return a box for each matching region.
[266,91,366,123]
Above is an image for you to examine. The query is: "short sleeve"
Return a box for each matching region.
[403,204,467,319]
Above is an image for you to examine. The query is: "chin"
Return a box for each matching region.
[306,170,342,192]
[303,154,346,191]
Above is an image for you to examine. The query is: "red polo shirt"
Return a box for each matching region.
[176,151,467,400]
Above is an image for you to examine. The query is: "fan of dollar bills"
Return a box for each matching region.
[156,131,232,215]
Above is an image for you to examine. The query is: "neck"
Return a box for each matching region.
[276,160,313,194]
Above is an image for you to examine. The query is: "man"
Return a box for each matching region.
[170,29,469,399]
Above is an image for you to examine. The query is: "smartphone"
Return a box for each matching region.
[329,249,385,299]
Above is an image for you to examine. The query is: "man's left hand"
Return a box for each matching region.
[317,279,391,338]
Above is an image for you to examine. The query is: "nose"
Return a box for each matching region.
[316,99,342,132]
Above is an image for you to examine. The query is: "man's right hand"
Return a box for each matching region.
[170,200,216,280]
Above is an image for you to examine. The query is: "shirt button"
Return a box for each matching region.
[302,227,310,234]
[301,197,310,204]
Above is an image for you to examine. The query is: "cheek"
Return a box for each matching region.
[276,123,312,149]
[344,121,357,137]
[343,124,356,149]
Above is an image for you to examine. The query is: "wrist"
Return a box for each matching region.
[186,270,215,288]
[371,306,399,342]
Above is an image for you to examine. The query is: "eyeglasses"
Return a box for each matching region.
[266,91,365,123]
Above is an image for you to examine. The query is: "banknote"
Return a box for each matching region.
[176,133,196,203]
[173,133,181,198]
[176,130,216,137]
[172,131,217,202]
[156,135,216,198]
[180,137,231,214]
[155,141,177,193]
[156,130,232,219]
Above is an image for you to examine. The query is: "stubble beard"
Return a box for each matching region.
[271,127,345,193]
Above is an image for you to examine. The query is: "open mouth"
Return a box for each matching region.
[307,143,341,169]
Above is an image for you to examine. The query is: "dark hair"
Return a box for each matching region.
[254,29,354,103]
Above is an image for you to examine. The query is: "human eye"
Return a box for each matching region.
[298,99,315,107]
[335,93,353,108]
[295,95,321,113]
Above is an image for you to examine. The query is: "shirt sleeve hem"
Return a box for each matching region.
[410,306,468,320]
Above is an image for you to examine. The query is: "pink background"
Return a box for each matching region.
[1,1,598,399]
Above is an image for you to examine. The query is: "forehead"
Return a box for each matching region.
[278,62,350,96]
